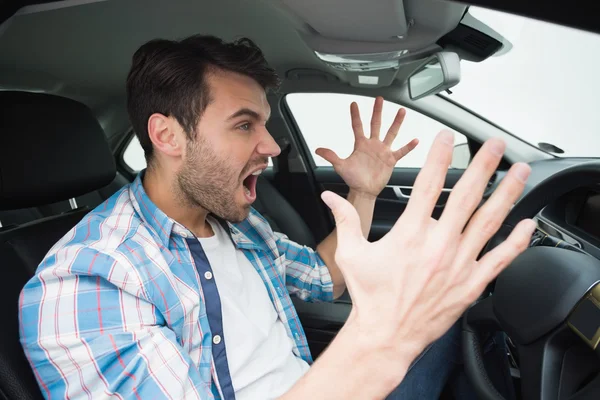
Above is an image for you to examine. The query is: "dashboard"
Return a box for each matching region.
[536,187,600,259]
[490,157,600,259]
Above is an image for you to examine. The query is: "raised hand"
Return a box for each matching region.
[321,130,534,366]
[315,96,418,198]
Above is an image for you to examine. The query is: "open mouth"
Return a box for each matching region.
[242,167,265,203]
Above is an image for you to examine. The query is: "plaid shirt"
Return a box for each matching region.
[19,172,334,399]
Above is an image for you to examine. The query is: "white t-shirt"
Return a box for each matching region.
[198,217,310,399]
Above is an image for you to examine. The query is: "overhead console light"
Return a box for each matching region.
[314,50,409,72]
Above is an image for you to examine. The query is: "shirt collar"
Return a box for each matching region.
[227,221,268,251]
[129,170,268,252]
[129,171,176,247]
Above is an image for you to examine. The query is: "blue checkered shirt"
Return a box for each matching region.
[19,172,334,399]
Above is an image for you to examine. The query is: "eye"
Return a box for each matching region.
[238,122,251,131]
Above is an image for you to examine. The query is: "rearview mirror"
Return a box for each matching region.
[407,52,461,100]
[451,142,471,169]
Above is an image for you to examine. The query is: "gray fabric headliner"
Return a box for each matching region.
[0,0,466,142]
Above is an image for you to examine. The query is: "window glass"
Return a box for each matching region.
[286,93,470,169]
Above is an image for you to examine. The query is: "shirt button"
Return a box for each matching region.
[180,231,188,238]
[213,334,222,345]
[204,271,213,280]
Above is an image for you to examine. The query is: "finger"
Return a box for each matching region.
[321,191,364,250]
[455,162,531,263]
[383,108,406,146]
[315,148,343,166]
[370,96,384,139]
[436,138,506,237]
[350,102,365,140]
[393,138,419,160]
[473,218,536,284]
[394,130,454,230]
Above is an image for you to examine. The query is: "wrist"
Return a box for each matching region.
[340,311,420,392]
[280,311,415,399]
[347,188,378,202]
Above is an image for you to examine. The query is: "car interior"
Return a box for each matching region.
[1,0,600,399]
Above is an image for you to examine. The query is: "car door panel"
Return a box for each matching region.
[317,166,464,241]
[291,298,351,358]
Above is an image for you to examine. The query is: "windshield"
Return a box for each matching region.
[441,7,600,157]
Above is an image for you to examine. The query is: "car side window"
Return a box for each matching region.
[285,93,471,169]
[122,136,147,172]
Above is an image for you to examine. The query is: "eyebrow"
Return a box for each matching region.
[227,108,270,122]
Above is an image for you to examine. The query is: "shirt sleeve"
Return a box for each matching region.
[274,231,334,303]
[19,247,214,400]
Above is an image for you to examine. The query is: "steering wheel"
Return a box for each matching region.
[462,162,600,400]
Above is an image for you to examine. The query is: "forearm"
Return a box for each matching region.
[279,312,413,400]
[346,189,377,237]
[317,189,376,298]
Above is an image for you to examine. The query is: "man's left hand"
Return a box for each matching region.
[316,96,419,198]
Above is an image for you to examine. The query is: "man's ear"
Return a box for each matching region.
[147,113,185,158]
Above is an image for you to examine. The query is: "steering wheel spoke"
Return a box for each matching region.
[518,325,600,399]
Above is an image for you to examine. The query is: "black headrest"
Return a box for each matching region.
[0,91,116,210]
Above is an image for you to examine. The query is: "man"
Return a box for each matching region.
[20,35,533,399]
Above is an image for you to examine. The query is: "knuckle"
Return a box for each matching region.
[494,184,520,207]
[465,282,486,304]
[420,182,441,200]
[492,248,513,270]
[506,236,526,255]
[513,235,530,253]
[479,215,502,237]
[482,154,500,171]
[453,192,480,215]
[403,232,423,250]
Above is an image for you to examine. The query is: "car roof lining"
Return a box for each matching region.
[0,0,548,163]
[0,0,470,106]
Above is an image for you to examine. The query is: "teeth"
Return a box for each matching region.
[244,186,251,196]
[252,169,263,176]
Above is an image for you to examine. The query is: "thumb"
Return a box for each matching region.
[315,148,343,166]
[321,191,363,250]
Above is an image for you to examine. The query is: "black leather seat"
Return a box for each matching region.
[0,172,129,228]
[0,207,43,227]
[0,91,116,400]
[254,176,316,249]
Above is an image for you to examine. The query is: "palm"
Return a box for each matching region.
[316,97,418,197]
[337,137,398,194]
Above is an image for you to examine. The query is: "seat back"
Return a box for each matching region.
[0,172,130,228]
[0,208,43,228]
[253,176,316,248]
[0,91,116,399]
[0,211,89,400]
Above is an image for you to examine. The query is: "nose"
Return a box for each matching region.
[256,128,281,158]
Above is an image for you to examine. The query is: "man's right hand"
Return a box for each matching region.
[282,130,535,399]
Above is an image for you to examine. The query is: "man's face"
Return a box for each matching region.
[176,70,280,222]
